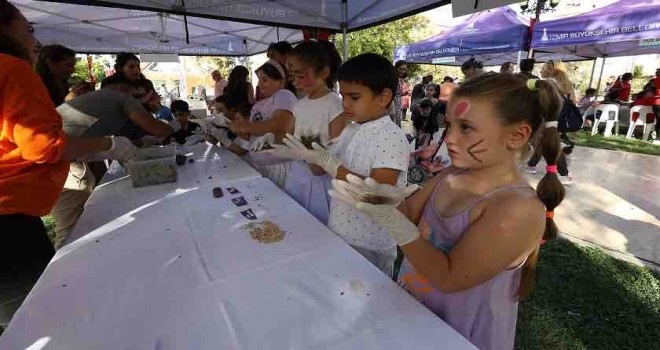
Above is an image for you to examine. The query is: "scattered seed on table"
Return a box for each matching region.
[208,176,213,179]
[95,240,100,243]
[340,291,344,296]
[62,284,67,287]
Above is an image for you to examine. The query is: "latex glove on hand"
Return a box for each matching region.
[331,174,419,207]
[273,133,342,177]
[207,126,232,148]
[212,112,232,128]
[250,132,275,151]
[107,136,138,161]
[329,175,421,246]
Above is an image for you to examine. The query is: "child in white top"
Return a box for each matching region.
[275,53,410,276]
[283,41,346,224]
[228,60,297,187]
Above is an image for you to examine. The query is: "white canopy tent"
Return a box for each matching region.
[30,0,451,58]
[14,0,303,56]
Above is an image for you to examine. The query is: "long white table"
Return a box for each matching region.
[0,143,475,350]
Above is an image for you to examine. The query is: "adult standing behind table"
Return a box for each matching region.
[0,0,138,328]
[212,70,227,98]
[101,52,157,107]
[223,65,255,108]
[36,44,76,107]
[51,85,174,248]
[227,60,297,187]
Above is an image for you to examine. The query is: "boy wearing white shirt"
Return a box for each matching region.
[276,53,409,276]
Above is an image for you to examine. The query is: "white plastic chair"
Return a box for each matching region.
[626,105,656,140]
[591,104,619,137]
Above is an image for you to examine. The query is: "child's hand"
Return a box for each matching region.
[274,133,341,177]
[329,176,421,246]
[331,174,419,207]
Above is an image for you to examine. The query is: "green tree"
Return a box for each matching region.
[70,56,106,85]
[633,64,644,79]
[194,56,238,77]
[336,14,429,76]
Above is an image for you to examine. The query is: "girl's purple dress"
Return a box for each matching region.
[398,175,533,350]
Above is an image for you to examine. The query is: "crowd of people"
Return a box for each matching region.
[3,0,659,348]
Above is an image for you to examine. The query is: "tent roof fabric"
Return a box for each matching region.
[14,0,303,56]
[393,7,530,66]
[36,0,450,32]
[531,0,660,58]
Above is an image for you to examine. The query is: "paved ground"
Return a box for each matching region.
[524,146,660,270]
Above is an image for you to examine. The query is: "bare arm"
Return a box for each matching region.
[64,136,112,161]
[398,173,445,224]
[328,113,347,140]
[127,110,173,138]
[401,194,544,293]
[247,84,255,104]
[229,109,294,137]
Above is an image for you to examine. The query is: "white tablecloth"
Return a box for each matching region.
[0,144,475,350]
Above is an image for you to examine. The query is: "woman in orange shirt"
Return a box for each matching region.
[0,0,137,328]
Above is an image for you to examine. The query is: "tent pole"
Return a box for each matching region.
[516,51,522,71]
[342,0,348,60]
[588,58,597,88]
[595,57,606,96]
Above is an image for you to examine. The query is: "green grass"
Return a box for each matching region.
[41,215,56,241]
[571,130,660,156]
[515,239,660,349]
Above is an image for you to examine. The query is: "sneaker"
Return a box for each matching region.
[523,165,538,174]
[559,175,573,186]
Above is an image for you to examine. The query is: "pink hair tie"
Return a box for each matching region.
[546,165,558,173]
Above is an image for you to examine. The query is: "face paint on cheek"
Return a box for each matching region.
[467,139,487,163]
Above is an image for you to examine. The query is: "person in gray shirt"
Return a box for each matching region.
[51,85,173,248]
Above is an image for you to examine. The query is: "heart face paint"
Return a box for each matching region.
[452,100,471,119]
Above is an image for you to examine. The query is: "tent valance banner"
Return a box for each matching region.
[14,0,303,56]
[393,7,529,66]
[531,0,660,58]
[34,0,450,32]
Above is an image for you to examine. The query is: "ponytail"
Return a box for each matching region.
[518,78,565,299]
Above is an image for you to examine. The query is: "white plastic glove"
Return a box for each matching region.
[212,112,232,128]
[184,133,205,146]
[328,176,421,246]
[107,136,138,161]
[332,174,419,206]
[207,126,232,147]
[273,133,342,177]
[250,132,275,151]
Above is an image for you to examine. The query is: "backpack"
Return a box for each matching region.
[558,96,583,132]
